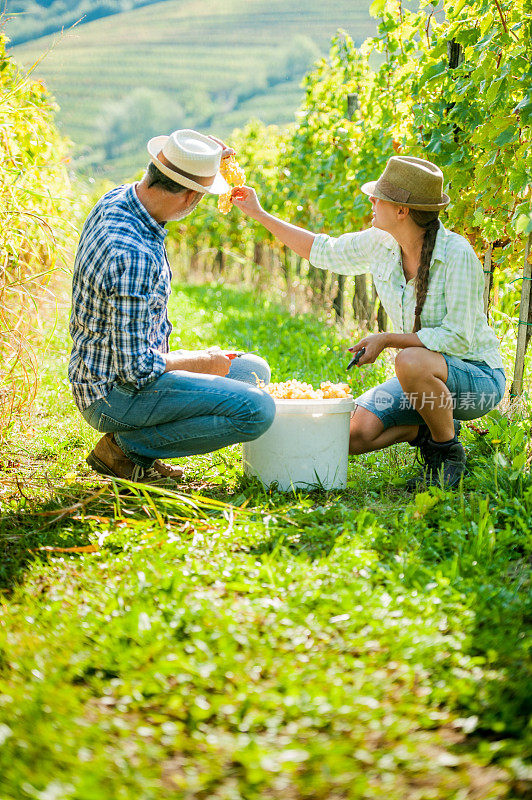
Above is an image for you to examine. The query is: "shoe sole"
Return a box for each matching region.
[86,451,121,478]
[87,451,177,489]
[405,466,467,492]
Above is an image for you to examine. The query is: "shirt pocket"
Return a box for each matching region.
[422,273,446,325]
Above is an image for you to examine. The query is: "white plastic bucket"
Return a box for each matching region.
[243,396,354,491]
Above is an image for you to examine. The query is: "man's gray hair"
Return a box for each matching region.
[145,162,188,195]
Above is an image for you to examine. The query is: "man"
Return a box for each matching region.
[69,129,275,487]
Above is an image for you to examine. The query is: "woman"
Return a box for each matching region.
[231,156,506,489]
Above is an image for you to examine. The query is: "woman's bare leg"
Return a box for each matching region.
[349,406,420,455]
[394,348,455,442]
[349,348,457,455]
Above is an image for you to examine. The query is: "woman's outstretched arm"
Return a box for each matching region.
[231,186,315,260]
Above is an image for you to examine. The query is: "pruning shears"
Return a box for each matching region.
[346,347,366,370]
[224,350,257,360]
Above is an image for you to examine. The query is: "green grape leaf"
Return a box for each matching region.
[494,125,518,147]
[514,96,532,126]
[514,214,532,235]
[369,0,387,17]
[420,61,447,82]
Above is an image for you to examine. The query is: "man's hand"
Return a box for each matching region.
[231,186,263,220]
[207,135,235,160]
[196,350,232,376]
[348,333,390,366]
[164,349,231,376]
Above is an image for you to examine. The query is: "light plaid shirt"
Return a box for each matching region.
[69,184,171,411]
[310,223,503,369]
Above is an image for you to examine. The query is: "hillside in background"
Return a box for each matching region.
[3,0,163,46]
[10,0,376,182]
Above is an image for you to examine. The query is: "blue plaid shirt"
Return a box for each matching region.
[69,183,172,411]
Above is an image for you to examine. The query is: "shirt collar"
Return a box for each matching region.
[124,183,167,241]
[431,221,448,265]
[380,220,448,278]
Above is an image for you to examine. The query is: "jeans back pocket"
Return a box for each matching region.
[97,412,136,433]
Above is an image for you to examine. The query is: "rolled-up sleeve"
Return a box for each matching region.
[309,228,385,276]
[416,245,483,357]
[106,252,167,388]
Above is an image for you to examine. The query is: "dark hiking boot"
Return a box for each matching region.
[406,421,461,487]
[87,433,177,488]
[409,420,462,455]
[406,437,467,491]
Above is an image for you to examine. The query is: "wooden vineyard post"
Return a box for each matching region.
[281,244,292,291]
[190,249,200,276]
[510,233,532,397]
[353,275,371,327]
[371,278,388,331]
[341,91,359,323]
[214,249,225,277]
[347,93,359,119]
[447,38,464,144]
[483,244,493,316]
[253,242,264,268]
[377,301,387,332]
[447,39,464,69]
[332,275,345,320]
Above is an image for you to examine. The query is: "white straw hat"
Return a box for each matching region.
[147,129,230,195]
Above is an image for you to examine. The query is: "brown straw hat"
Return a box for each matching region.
[361,156,450,211]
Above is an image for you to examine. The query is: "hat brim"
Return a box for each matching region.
[147,135,230,195]
[360,180,450,211]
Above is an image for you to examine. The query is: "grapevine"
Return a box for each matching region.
[173,0,531,386]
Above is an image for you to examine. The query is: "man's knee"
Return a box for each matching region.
[240,389,276,441]
[228,353,271,386]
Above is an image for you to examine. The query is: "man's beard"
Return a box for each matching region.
[170,192,203,221]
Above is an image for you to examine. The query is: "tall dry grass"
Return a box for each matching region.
[0,27,78,438]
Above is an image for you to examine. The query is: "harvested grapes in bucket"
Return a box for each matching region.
[218,155,246,214]
[257,379,352,399]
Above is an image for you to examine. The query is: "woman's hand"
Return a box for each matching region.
[349,333,390,366]
[231,186,263,219]
[207,135,235,160]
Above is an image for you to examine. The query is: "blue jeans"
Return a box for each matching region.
[354,355,506,431]
[80,354,276,468]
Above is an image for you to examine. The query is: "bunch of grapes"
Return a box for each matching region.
[260,379,352,400]
[218,155,246,215]
[220,155,246,185]
[217,193,233,214]
[320,381,352,399]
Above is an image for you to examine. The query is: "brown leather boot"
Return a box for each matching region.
[87,434,176,487]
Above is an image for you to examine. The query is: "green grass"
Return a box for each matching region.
[0,280,531,799]
[10,0,376,182]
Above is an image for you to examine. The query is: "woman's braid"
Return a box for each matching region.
[409,209,440,333]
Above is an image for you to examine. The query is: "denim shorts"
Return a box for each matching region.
[354,354,506,430]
